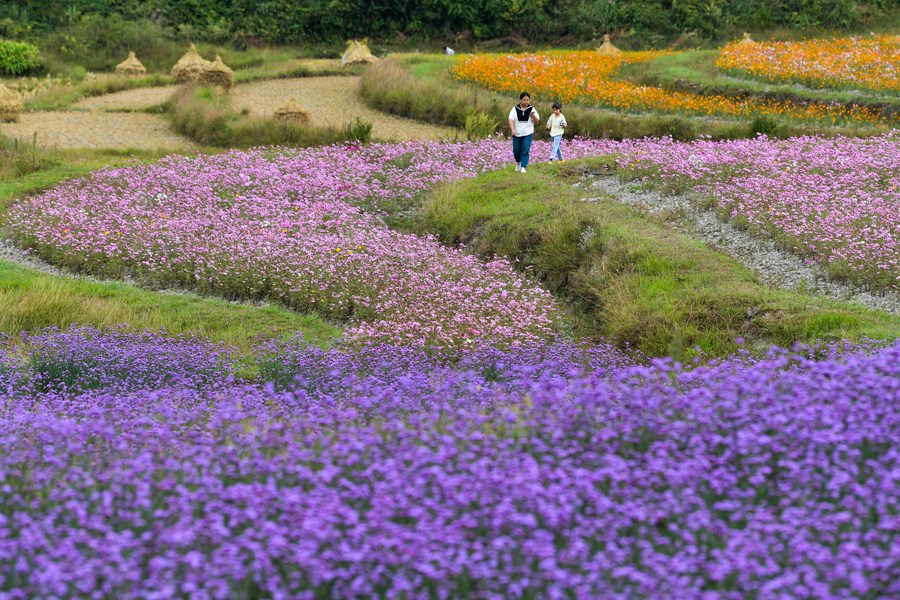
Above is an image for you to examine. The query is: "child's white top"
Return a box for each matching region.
[547,113,567,137]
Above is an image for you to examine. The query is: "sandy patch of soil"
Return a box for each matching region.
[0,74,459,150]
[72,86,176,111]
[230,76,461,142]
[0,111,195,151]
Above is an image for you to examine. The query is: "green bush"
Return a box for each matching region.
[167,84,372,148]
[342,117,373,143]
[67,64,87,83]
[0,40,40,75]
[39,14,182,73]
[465,111,500,140]
[0,17,31,40]
[166,86,233,146]
[749,113,783,138]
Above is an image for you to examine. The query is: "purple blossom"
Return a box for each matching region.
[1,330,898,598]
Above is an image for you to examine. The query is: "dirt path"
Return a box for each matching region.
[72,86,176,111]
[0,75,460,150]
[0,111,196,151]
[229,76,461,142]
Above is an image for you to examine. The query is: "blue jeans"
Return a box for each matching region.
[512,134,533,168]
[550,134,563,161]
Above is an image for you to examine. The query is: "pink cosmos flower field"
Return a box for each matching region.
[616,133,900,290]
[6,140,612,348]
[8,134,899,351]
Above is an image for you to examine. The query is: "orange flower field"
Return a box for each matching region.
[718,35,900,93]
[452,50,883,124]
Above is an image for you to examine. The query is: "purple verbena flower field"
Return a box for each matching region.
[0,326,235,397]
[0,328,898,598]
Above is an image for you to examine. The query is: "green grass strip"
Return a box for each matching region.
[418,162,900,358]
[0,260,339,352]
[24,74,174,111]
[618,50,900,123]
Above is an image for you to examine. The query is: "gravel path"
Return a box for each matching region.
[576,173,900,315]
[0,238,83,279]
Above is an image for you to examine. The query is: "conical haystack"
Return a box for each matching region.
[116,51,147,77]
[738,32,756,46]
[596,34,621,56]
[274,97,311,124]
[199,54,234,90]
[171,43,211,83]
[341,39,378,66]
[0,84,22,123]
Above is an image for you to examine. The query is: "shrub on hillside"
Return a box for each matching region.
[342,117,373,143]
[749,113,783,138]
[0,39,39,75]
[166,85,233,146]
[167,84,373,148]
[465,111,499,140]
[39,14,181,73]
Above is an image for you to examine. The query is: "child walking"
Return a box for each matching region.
[546,102,567,162]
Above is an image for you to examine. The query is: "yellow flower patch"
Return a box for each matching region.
[453,49,882,124]
[718,35,900,93]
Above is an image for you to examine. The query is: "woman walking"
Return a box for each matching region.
[508,91,539,173]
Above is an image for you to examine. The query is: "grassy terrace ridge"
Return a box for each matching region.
[0,259,340,352]
[416,159,900,358]
[165,85,372,149]
[22,73,174,111]
[617,50,900,119]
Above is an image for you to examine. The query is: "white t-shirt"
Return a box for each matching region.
[547,113,567,137]
[509,105,539,137]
